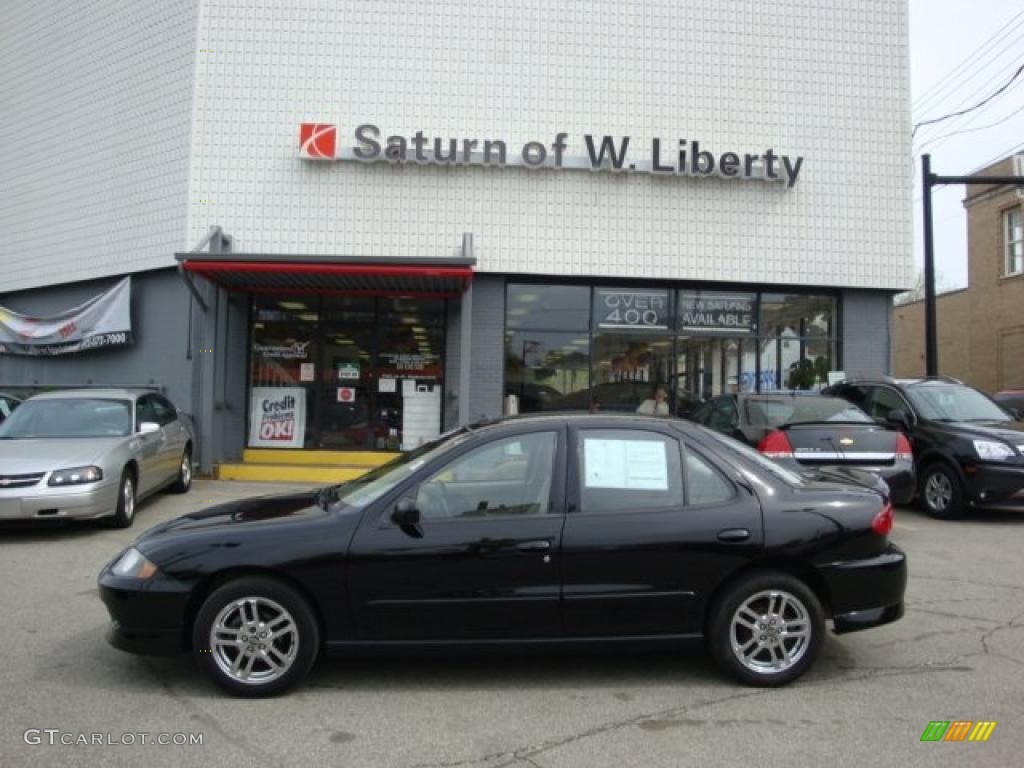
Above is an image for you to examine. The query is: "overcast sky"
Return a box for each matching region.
[909,0,1024,290]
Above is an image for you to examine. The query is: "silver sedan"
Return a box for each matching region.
[0,388,194,527]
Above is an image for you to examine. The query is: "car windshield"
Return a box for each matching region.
[696,426,806,486]
[0,398,132,438]
[906,385,1011,423]
[332,427,475,507]
[744,396,872,427]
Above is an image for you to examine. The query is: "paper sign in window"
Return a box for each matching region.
[583,439,668,490]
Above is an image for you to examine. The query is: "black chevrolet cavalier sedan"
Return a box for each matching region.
[99,414,906,696]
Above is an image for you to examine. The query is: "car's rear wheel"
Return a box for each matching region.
[108,469,136,529]
[919,462,965,519]
[169,447,192,493]
[708,570,824,687]
[192,576,319,697]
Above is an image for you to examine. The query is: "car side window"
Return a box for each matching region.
[691,402,713,424]
[150,396,177,426]
[135,397,157,430]
[868,387,906,420]
[684,448,736,505]
[837,385,870,411]
[577,429,684,514]
[415,432,557,520]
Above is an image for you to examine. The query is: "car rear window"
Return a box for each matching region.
[744,396,872,427]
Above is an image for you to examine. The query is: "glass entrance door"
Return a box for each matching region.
[249,295,446,451]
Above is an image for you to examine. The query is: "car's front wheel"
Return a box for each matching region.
[108,469,136,529]
[192,576,319,697]
[708,570,824,687]
[919,462,965,519]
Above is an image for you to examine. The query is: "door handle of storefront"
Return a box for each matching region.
[516,539,551,552]
[717,528,751,543]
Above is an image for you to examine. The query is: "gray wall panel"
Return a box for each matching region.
[468,276,506,421]
[841,289,893,378]
[0,270,194,413]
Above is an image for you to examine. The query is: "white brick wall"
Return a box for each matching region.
[188,0,913,290]
[0,0,199,293]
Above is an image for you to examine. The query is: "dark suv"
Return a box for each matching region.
[824,377,1024,519]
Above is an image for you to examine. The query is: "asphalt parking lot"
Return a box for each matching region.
[1,480,1022,767]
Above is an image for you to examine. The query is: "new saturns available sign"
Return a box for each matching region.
[300,123,804,187]
[249,388,306,448]
[0,277,132,356]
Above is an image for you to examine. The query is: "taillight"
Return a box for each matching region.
[872,502,894,535]
[895,433,913,460]
[757,430,794,458]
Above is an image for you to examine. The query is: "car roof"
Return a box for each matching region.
[833,376,965,389]
[27,388,157,401]
[468,412,695,433]
[733,391,838,399]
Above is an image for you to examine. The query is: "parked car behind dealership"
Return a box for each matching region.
[690,392,914,504]
[824,377,1024,519]
[0,388,194,527]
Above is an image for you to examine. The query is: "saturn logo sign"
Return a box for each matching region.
[299,123,336,159]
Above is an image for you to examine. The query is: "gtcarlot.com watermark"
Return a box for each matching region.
[24,729,203,746]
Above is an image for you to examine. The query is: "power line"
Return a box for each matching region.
[912,63,1024,137]
[969,139,1024,173]
[913,11,1024,114]
[915,101,1024,155]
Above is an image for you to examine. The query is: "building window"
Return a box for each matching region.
[1005,207,1023,277]
[758,294,837,390]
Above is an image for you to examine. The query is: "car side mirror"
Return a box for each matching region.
[138,421,160,434]
[885,409,910,431]
[391,497,421,527]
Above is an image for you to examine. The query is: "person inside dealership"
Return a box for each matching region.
[636,385,670,416]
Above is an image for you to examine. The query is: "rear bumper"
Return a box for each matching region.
[817,544,907,632]
[964,463,1024,511]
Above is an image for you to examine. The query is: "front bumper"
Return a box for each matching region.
[817,544,907,634]
[0,480,119,520]
[963,463,1024,511]
[98,569,191,656]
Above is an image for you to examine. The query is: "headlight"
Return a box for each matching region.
[973,440,1015,461]
[110,547,159,580]
[48,465,103,486]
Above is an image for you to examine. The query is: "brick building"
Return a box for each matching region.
[893,154,1024,393]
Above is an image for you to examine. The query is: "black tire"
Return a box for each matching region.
[108,469,136,529]
[192,576,320,698]
[707,570,824,687]
[918,462,966,520]
[169,447,192,494]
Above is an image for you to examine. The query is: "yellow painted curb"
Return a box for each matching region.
[216,463,370,484]
[242,449,399,467]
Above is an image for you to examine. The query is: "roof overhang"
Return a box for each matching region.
[175,253,474,298]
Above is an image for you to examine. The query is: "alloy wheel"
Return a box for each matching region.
[181,453,192,487]
[729,589,811,674]
[209,597,299,685]
[924,471,952,512]
[122,477,135,521]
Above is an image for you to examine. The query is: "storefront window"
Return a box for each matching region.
[758,294,837,390]
[506,284,590,331]
[592,333,673,413]
[505,330,590,412]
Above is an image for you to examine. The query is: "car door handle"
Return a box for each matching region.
[516,540,552,552]
[717,528,751,543]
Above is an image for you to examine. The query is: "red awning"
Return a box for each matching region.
[176,255,474,298]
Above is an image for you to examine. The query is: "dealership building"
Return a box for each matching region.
[0,0,913,477]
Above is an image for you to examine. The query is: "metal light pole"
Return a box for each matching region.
[918,153,1024,377]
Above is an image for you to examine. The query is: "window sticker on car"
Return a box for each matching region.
[583,438,668,490]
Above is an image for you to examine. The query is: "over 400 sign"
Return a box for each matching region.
[595,289,670,330]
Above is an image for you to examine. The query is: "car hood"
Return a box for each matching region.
[939,419,1024,443]
[138,491,330,541]
[0,438,124,474]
